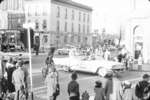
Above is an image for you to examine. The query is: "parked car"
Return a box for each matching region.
[56,45,76,55]
[0,51,29,64]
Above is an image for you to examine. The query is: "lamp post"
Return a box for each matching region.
[23,22,35,100]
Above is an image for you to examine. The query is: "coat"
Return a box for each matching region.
[45,72,58,97]
[94,87,105,100]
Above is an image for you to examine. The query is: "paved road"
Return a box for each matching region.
[28,55,150,100]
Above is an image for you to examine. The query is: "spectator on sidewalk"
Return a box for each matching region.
[5,57,16,93]
[45,47,55,68]
[68,72,80,100]
[138,54,143,72]
[128,56,134,71]
[94,80,105,100]
[135,74,150,100]
[19,58,29,100]
[45,67,59,100]
[12,60,25,100]
[121,81,134,100]
[104,49,110,61]
[104,72,113,100]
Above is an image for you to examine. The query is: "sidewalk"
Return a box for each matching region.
[132,63,150,72]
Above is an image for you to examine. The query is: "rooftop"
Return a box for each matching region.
[52,0,93,11]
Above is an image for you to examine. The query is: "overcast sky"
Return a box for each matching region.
[73,0,150,34]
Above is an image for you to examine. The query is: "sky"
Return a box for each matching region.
[73,0,150,34]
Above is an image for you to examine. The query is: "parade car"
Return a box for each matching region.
[70,59,125,77]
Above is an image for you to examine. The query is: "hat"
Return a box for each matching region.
[95,80,102,88]
[143,74,150,79]
[104,71,113,79]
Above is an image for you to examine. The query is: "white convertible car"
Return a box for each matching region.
[70,60,125,77]
[54,56,125,77]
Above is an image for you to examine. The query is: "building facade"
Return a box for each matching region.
[0,10,7,29]
[124,12,150,63]
[24,0,51,51]
[51,0,92,48]
[0,0,25,30]
[25,0,92,50]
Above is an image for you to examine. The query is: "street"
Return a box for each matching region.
[30,54,148,100]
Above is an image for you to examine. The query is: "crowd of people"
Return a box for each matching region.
[0,56,28,100]
[0,44,145,100]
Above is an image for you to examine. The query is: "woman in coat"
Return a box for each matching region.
[45,67,59,100]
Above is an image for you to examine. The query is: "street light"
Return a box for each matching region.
[23,22,35,100]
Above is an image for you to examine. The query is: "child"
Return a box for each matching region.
[94,81,105,100]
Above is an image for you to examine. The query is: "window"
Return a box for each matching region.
[65,22,67,32]
[72,10,74,20]
[35,12,38,16]
[64,35,67,43]
[78,36,81,42]
[83,13,85,22]
[71,23,74,33]
[71,35,74,43]
[83,24,85,33]
[87,14,89,22]
[43,35,48,43]
[28,20,31,23]
[79,12,81,21]
[56,20,60,32]
[57,6,60,17]
[35,7,40,16]
[78,24,80,33]
[43,20,47,29]
[43,9,47,16]
[87,25,89,33]
[65,8,68,19]
[28,9,31,16]
[35,20,39,30]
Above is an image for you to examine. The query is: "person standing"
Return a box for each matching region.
[45,67,59,100]
[94,81,105,100]
[45,47,55,68]
[138,54,143,72]
[68,72,80,100]
[5,57,16,93]
[20,59,29,100]
[121,81,134,100]
[12,60,25,100]
[104,73,113,100]
[104,49,110,61]
[43,47,55,79]
[135,74,150,100]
